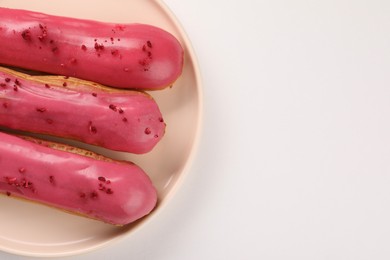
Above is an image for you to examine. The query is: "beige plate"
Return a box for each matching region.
[0,0,202,257]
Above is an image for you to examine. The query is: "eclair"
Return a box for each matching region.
[0,131,158,225]
[0,7,184,90]
[0,66,165,154]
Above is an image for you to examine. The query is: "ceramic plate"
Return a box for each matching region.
[0,0,202,257]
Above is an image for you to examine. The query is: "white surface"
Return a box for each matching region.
[2,0,390,259]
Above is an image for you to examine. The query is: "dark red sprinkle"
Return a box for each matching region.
[36,107,46,112]
[21,179,31,188]
[5,78,10,82]
[139,59,148,66]
[142,45,147,52]
[109,104,117,111]
[46,119,53,124]
[98,176,106,182]
[2,103,8,108]
[92,92,97,97]
[122,117,128,122]
[158,117,164,123]
[49,40,54,44]
[144,128,151,135]
[106,188,113,194]
[94,42,104,51]
[21,29,32,41]
[116,25,125,31]
[52,46,59,53]
[79,192,86,198]
[147,40,152,48]
[111,49,119,56]
[14,79,21,86]
[81,45,87,51]
[90,126,97,134]
[154,134,159,138]
[106,180,111,184]
[118,108,124,114]
[18,167,26,173]
[6,191,11,196]
[110,37,114,42]
[0,83,6,87]
[89,121,97,134]
[49,175,55,184]
[90,191,98,199]
[38,31,47,40]
[13,85,18,91]
[62,82,67,87]
[45,83,50,88]
[38,24,47,41]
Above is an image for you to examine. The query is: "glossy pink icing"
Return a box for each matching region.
[0,68,166,154]
[0,132,157,225]
[0,7,183,90]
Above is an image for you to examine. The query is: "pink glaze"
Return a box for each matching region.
[0,7,183,90]
[0,68,166,154]
[0,132,157,225]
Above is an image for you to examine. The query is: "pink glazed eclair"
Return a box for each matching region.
[0,67,165,154]
[0,132,157,225]
[0,7,183,90]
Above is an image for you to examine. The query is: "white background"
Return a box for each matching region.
[3,0,390,259]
